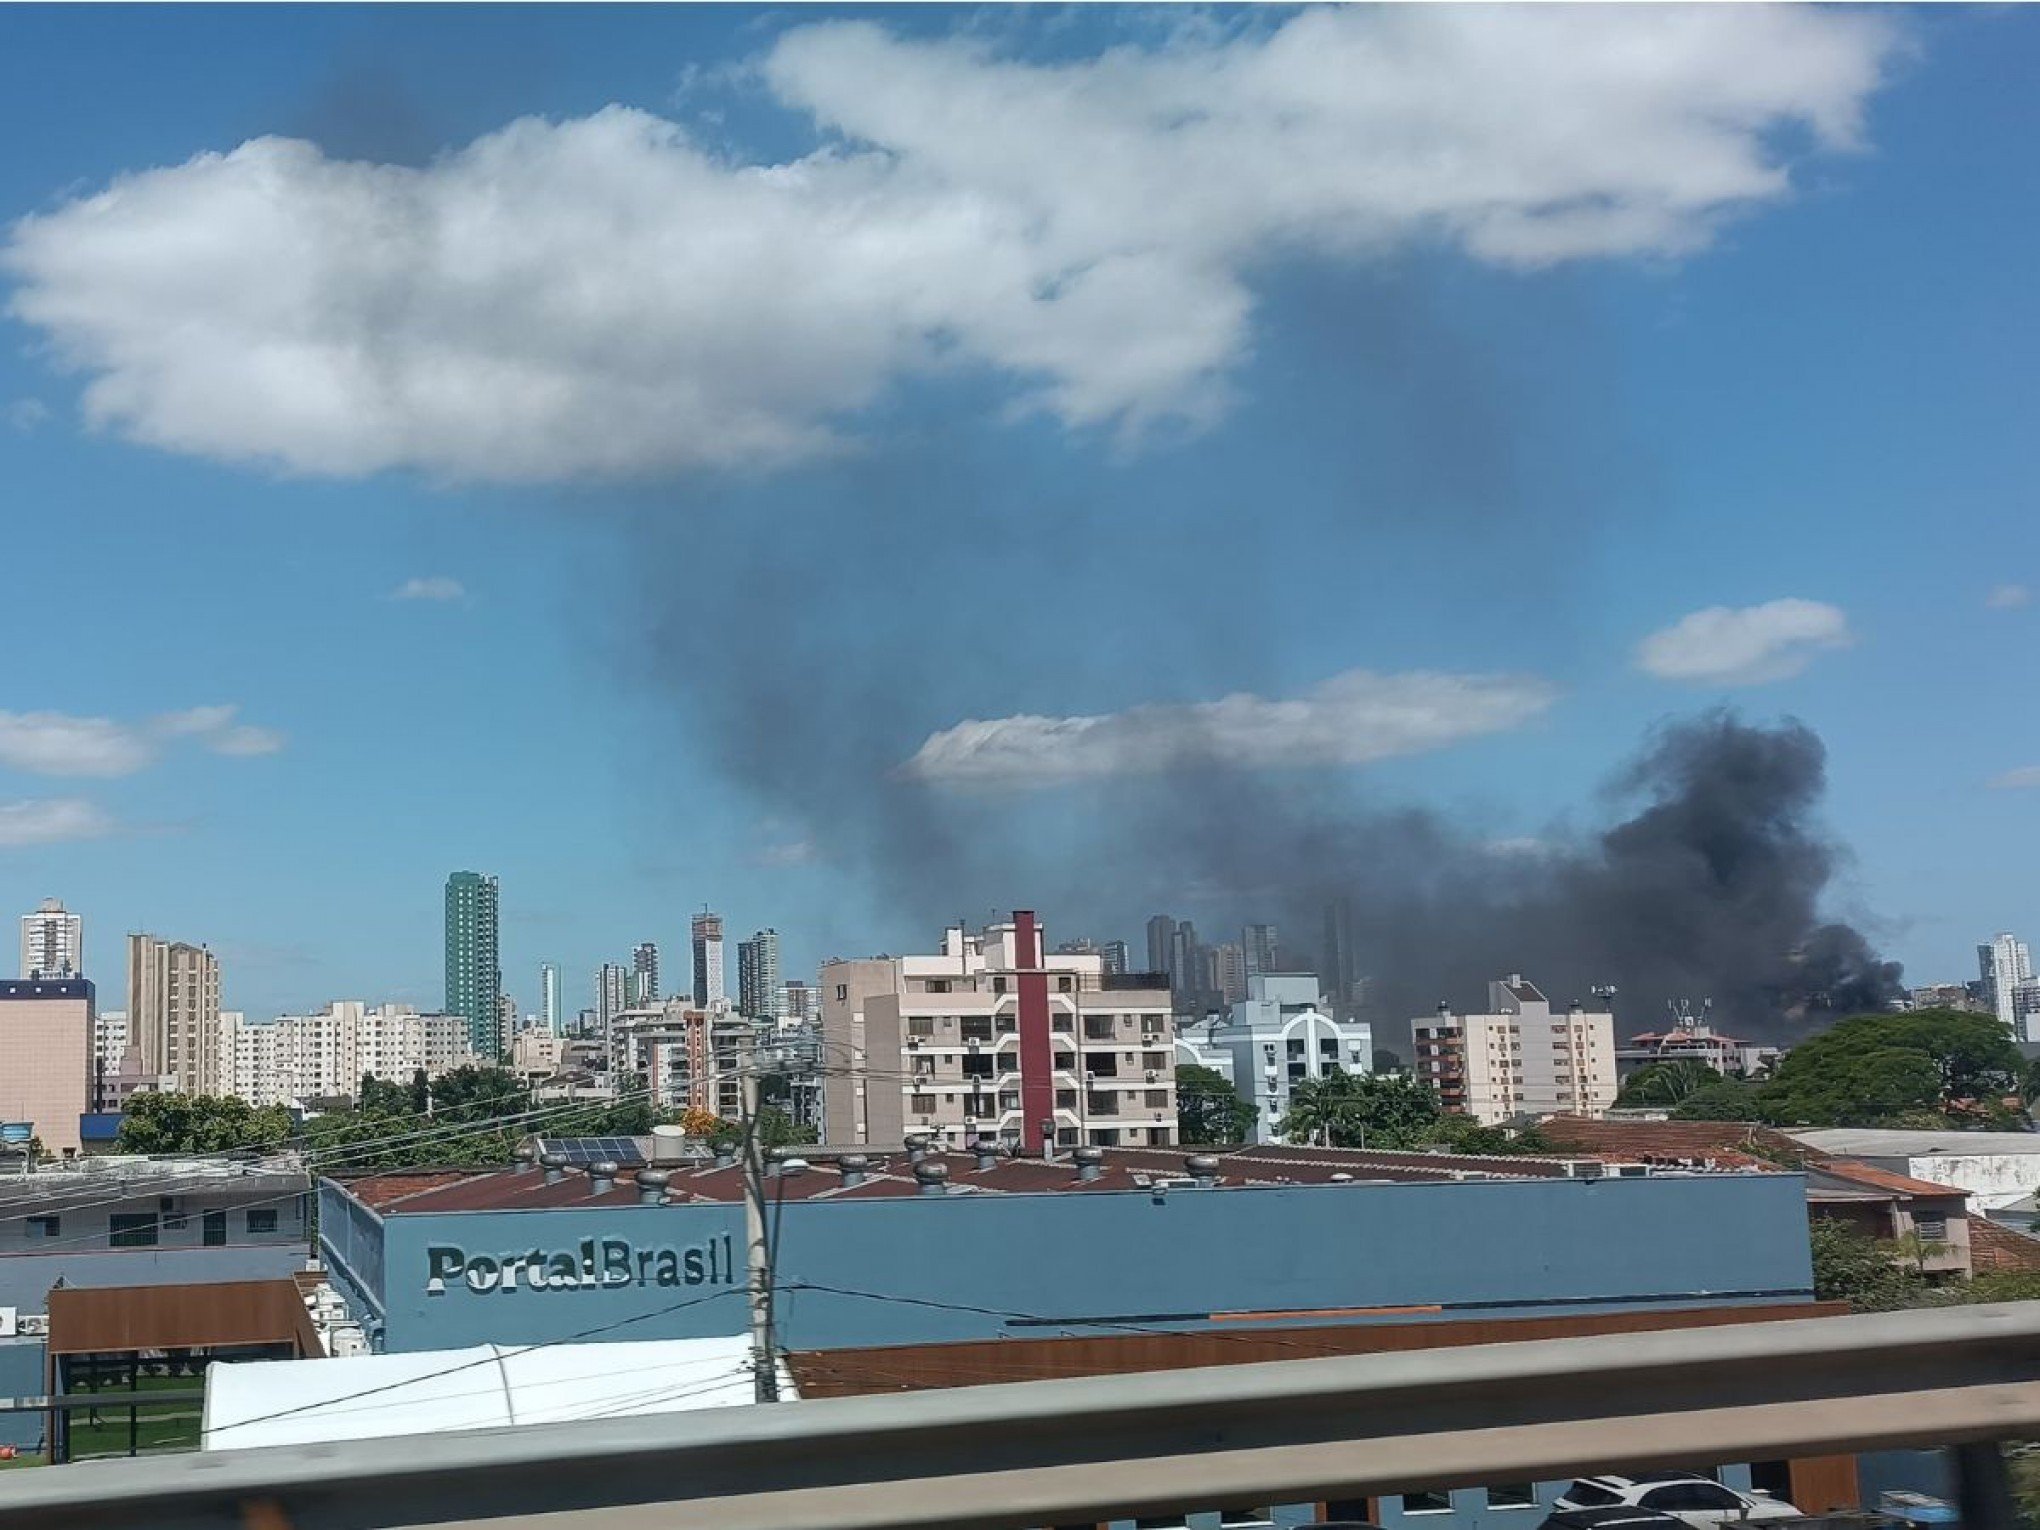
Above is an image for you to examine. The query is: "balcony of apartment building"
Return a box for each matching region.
[1083,1014,1120,1043]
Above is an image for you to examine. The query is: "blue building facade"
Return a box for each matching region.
[321,1171,1816,1354]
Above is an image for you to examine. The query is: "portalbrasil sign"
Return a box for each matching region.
[426,1234,738,1295]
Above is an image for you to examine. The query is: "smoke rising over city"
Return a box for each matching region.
[633,475,1900,1040]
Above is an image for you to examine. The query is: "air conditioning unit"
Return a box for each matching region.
[1144,1069,1159,1082]
[16,1313,48,1336]
[0,1307,16,1337]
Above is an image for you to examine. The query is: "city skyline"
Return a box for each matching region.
[0,7,2034,1021]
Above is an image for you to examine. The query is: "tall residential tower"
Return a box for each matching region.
[127,933,221,1094]
[692,912,725,1006]
[20,897,83,979]
[737,929,781,1019]
[444,872,502,1060]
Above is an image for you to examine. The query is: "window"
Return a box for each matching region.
[1917,1213,1949,1242]
[1401,1490,1453,1514]
[1488,1485,1539,1510]
[1146,1089,1170,1108]
[27,1216,59,1238]
[109,1213,159,1248]
[961,1056,994,1079]
[247,1208,278,1234]
[1134,1519,1188,1529]
[1564,1483,1622,1507]
[926,979,950,994]
[908,1016,936,1038]
[835,985,847,1001]
[1220,1511,1274,1527]
[203,1210,228,1246]
[1639,1484,1743,1512]
[910,1094,936,1114]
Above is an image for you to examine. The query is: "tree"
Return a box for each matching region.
[1671,1078,1764,1121]
[1756,1009,2025,1128]
[117,1092,293,1154]
[1616,1059,1722,1109]
[756,1107,817,1149]
[1176,1065,1255,1146]
[1279,1070,1440,1149]
[1807,1218,1929,1312]
[358,1074,411,1115]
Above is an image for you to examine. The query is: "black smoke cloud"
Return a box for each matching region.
[618,270,1898,1041]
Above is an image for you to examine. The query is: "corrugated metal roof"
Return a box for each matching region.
[47,1278,322,1357]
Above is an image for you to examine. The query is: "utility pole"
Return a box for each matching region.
[740,1051,780,1402]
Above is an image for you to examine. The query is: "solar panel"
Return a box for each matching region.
[541,1136,647,1168]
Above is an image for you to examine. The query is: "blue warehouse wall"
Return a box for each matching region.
[339,1172,1815,1354]
[0,1338,45,1451]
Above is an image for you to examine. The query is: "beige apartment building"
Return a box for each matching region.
[1411,974,1618,1126]
[822,914,1177,1152]
[0,977,93,1154]
[127,933,221,1095]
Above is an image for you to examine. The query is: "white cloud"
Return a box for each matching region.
[2,8,1895,483]
[0,798,116,848]
[1987,583,2031,611]
[1990,766,2040,791]
[391,576,466,602]
[5,397,49,432]
[756,838,818,867]
[1635,599,1853,686]
[0,706,283,776]
[901,667,1555,789]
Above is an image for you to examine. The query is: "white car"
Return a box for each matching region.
[1553,1474,1800,1529]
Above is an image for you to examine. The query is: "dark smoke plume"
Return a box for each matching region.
[618,274,1896,1042]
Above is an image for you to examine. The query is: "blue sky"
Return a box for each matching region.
[0,5,2034,1022]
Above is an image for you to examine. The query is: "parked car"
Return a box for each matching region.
[1537,1506,1697,1530]
[1552,1474,1801,1528]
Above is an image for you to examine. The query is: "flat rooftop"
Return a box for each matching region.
[333,1142,1767,1216]
[1786,1128,2040,1157]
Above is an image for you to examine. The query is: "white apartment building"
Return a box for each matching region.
[225,1004,479,1106]
[1178,974,1373,1144]
[1411,975,1618,1126]
[20,897,83,979]
[1980,933,2034,1036]
[822,913,1177,1153]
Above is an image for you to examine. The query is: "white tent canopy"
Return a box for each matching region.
[202,1334,787,1451]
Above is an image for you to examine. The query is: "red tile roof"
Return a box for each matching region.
[1971,1218,2040,1274]
[1537,1115,1813,1165]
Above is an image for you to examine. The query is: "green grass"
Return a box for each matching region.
[63,1372,207,1460]
[0,1454,44,1470]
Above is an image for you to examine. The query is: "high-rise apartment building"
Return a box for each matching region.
[20,897,83,980]
[692,911,725,1006]
[781,980,818,1022]
[1322,897,1361,1015]
[1146,915,1176,979]
[1242,924,1279,980]
[821,912,1176,1154]
[631,942,660,1006]
[737,929,781,1019]
[0,976,93,1153]
[539,963,561,1035]
[1979,933,2033,1035]
[1411,975,1618,1126]
[443,871,502,1060]
[595,963,628,1034]
[224,1003,479,1107]
[127,933,222,1095]
[1100,940,1129,978]
[1208,943,1249,1005]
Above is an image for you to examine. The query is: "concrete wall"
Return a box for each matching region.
[0,1186,309,1256]
[329,1172,1816,1354]
[1866,1152,2040,1213]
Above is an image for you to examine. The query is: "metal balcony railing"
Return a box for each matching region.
[5,1303,2040,1530]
